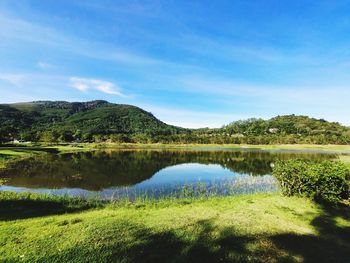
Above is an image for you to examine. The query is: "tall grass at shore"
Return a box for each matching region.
[98,175,279,202]
[1,175,278,202]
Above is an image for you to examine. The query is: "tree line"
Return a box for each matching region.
[1,101,349,145]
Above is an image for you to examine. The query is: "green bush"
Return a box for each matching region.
[273,159,350,203]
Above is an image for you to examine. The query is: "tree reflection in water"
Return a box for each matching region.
[0,149,338,199]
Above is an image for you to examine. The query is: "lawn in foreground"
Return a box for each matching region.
[0,193,349,262]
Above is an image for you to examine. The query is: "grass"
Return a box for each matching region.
[0,149,38,159]
[0,192,349,262]
[0,192,101,220]
[93,142,350,153]
[4,142,350,152]
[114,143,350,152]
[0,148,42,169]
[0,145,96,169]
[338,155,350,168]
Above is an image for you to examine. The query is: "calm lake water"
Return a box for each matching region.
[0,149,341,199]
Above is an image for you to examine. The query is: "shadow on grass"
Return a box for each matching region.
[42,203,350,263]
[2,197,350,262]
[271,202,350,263]
[0,198,96,221]
[39,219,289,263]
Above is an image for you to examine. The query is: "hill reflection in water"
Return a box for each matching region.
[0,149,338,198]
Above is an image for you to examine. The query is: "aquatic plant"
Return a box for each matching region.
[99,175,279,202]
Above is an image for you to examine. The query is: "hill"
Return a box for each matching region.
[0,100,349,144]
[219,115,350,144]
[191,116,350,144]
[224,115,348,136]
[0,100,185,143]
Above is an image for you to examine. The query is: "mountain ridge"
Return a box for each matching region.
[0,100,349,144]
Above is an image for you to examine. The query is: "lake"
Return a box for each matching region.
[0,149,341,199]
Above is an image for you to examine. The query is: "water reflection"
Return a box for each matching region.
[0,149,339,198]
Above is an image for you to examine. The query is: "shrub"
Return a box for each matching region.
[273,159,350,204]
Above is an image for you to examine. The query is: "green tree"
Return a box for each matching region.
[40,130,59,143]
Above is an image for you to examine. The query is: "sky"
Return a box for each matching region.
[0,0,350,128]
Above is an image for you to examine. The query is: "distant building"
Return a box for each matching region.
[268,128,279,134]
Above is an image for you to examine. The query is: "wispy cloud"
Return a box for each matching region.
[0,14,164,66]
[176,35,285,64]
[0,73,26,86]
[173,75,350,125]
[69,77,127,97]
[173,33,349,67]
[37,61,54,69]
[180,75,350,105]
[0,72,81,102]
[0,14,66,47]
[111,51,161,65]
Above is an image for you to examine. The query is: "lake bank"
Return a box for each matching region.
[1,143,350,156]
[3,142,350,151]
[1,191,349,262]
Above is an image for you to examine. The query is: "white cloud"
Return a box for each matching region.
[37,62,53,69]
[69,77,126,97]
[0,73,26,86]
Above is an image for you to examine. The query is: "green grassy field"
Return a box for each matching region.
[0,192,349,262]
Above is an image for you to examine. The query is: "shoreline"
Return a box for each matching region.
[2,142,350,151]
[1,143,350,169]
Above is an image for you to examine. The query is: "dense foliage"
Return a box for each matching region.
[220,116,350,144]
[1,100,349,144]
[273,159,350,203]
[0,101,185,143]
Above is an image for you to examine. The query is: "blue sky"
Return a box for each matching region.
[0,0,350,128]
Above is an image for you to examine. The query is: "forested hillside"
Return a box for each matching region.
[0,100,185,143]
[0,101,349,144]
[220,115,350,144]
